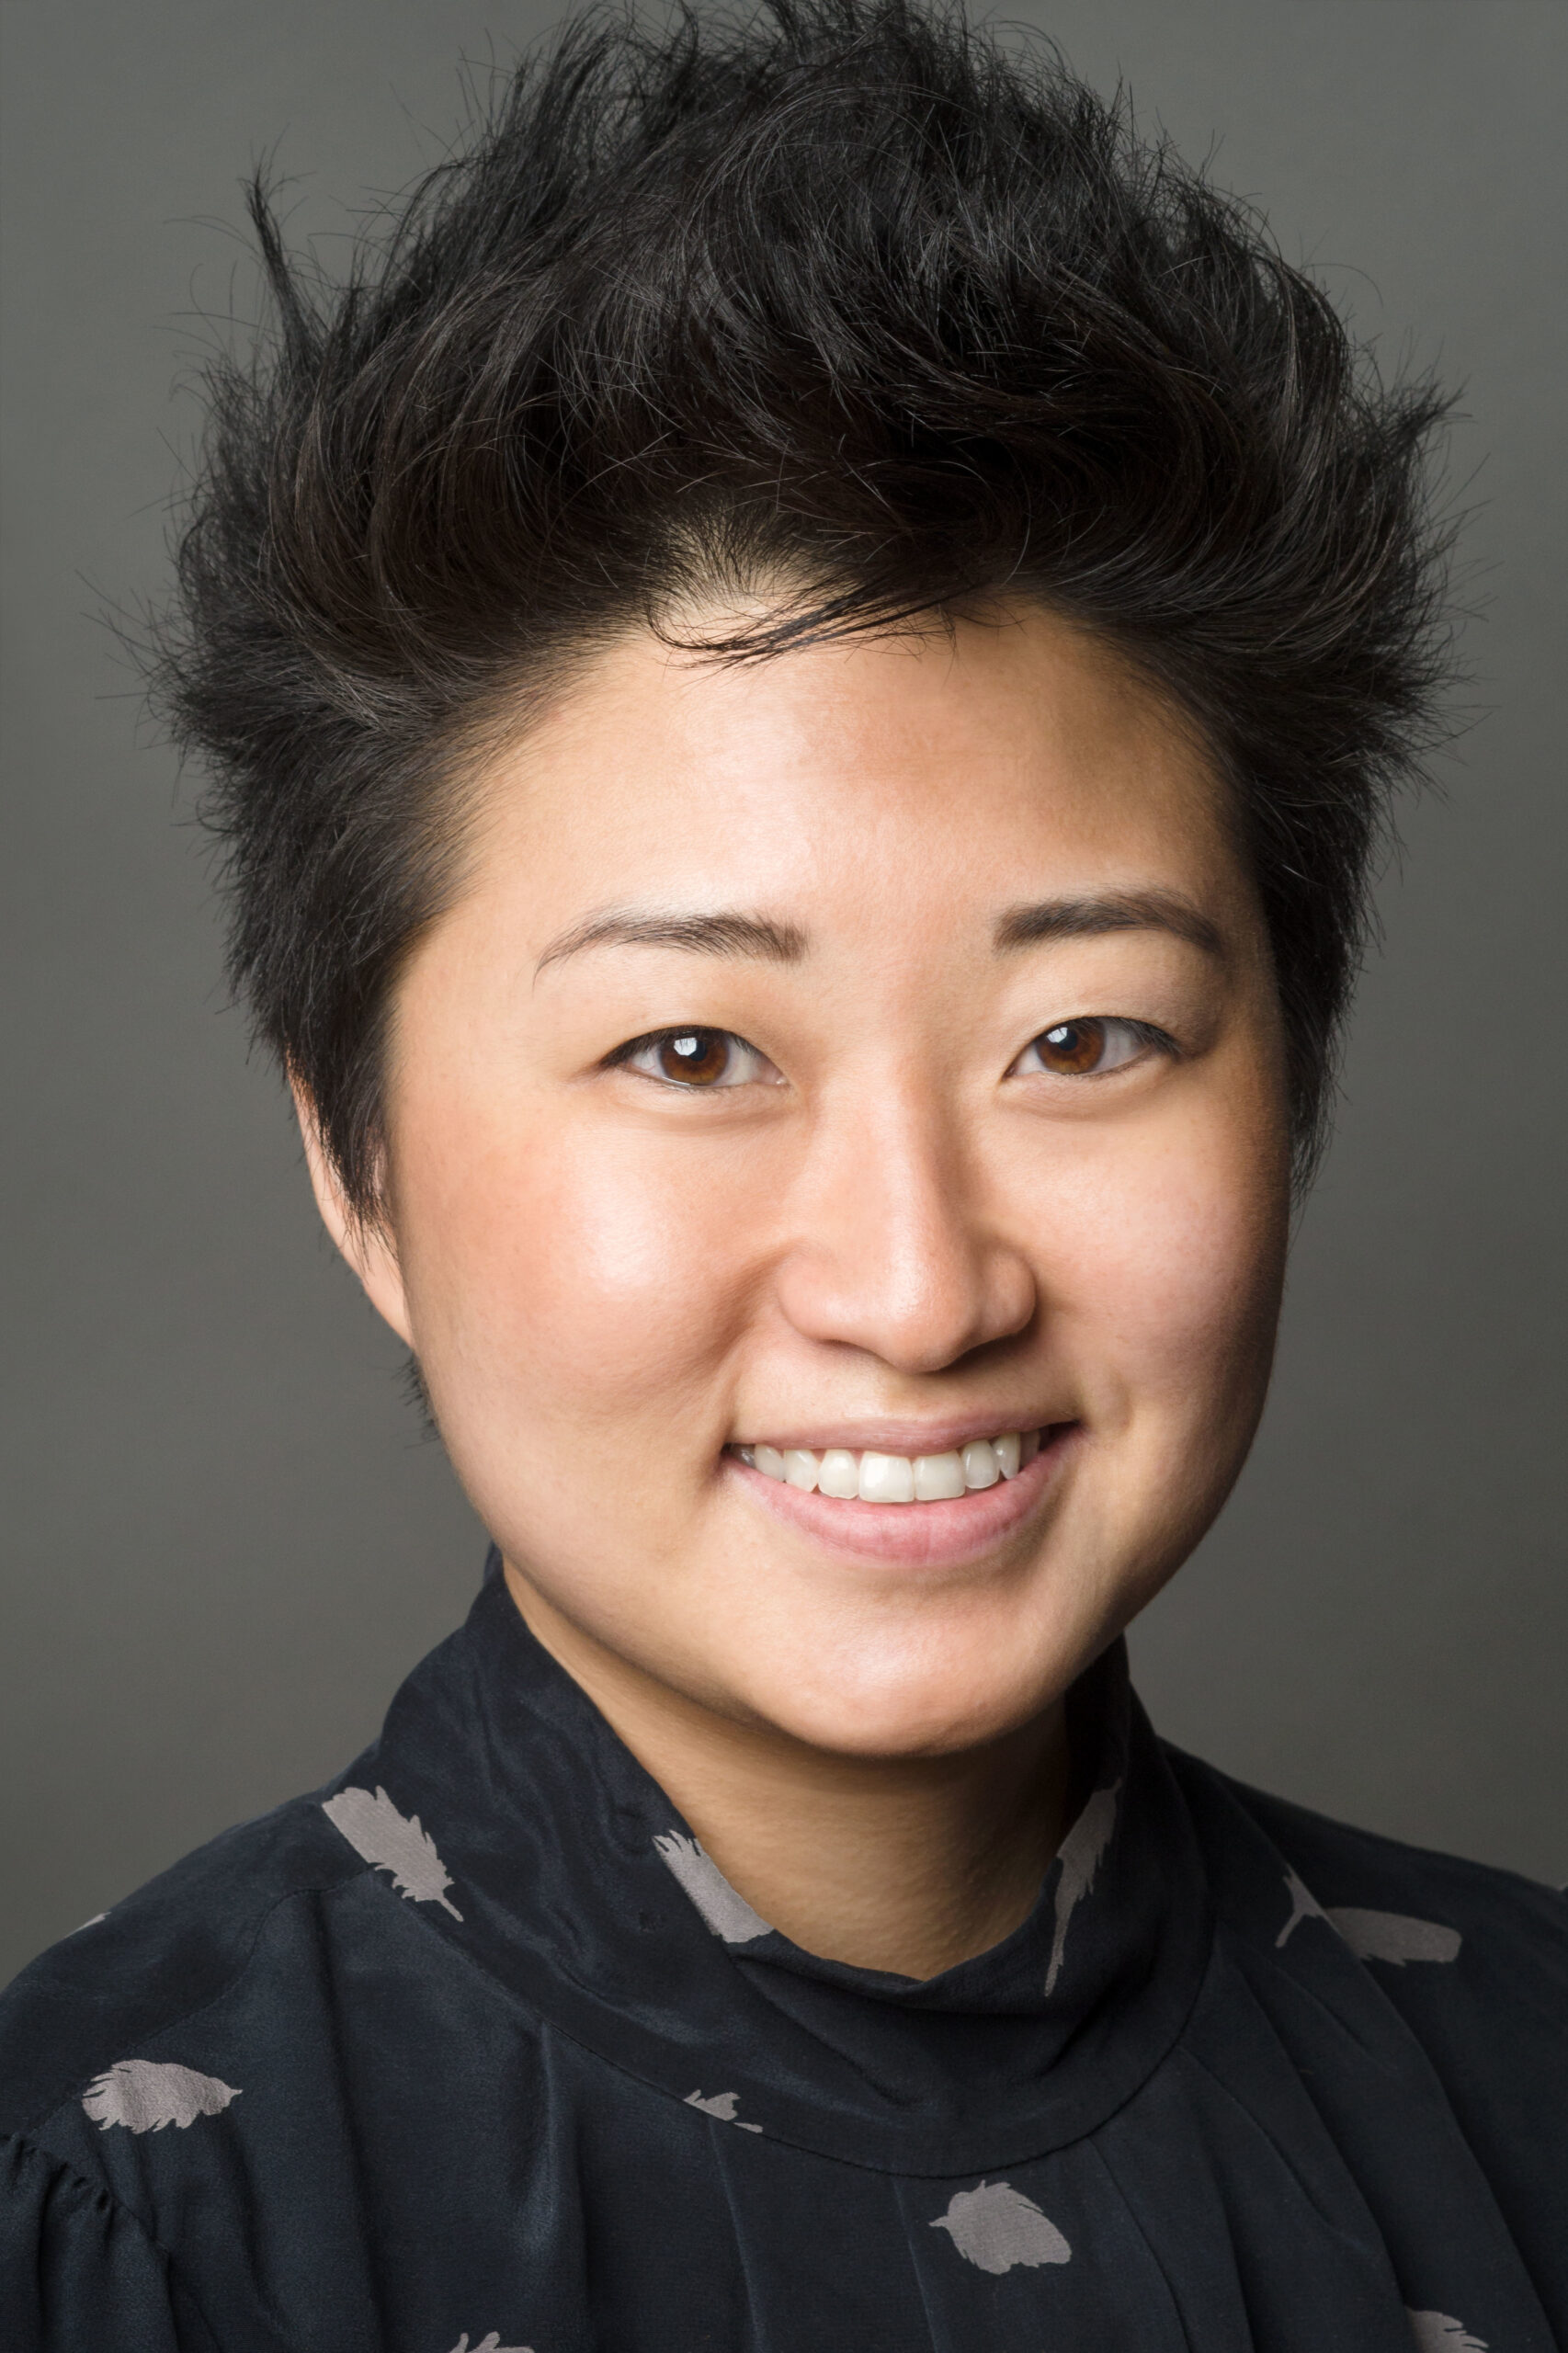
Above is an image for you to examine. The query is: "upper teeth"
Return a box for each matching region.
[735,1430,1040,1502]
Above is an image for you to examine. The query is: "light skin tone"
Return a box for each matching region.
[301,601,1292,1979]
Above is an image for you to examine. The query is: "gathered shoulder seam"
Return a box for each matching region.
[4,2129,224,2347]
[5,1859,376,2144]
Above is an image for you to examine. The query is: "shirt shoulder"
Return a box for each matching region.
[0,1773,371,2143]
[1165,1743,1567,2165]
[1171,1745,1566,1970]
[1161,1747,1568,2325]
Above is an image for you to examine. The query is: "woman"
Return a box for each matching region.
[3,4,1562,2345]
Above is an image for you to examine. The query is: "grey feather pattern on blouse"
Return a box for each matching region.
[685,2087,764,2131]
[324,1786,463,1918]
[1406,2312,1487,2350]
[653,1832,770,1942]
[1276,1871,1460,1964]
[82,2059,240,2133]
[1276,1869,1327,1947]
[1328,1908,1461,1965]
[1044,1780,1121,1995]
[930,2180,1072,2273]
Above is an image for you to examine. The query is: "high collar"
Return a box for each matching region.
[350,1552,1213,2174]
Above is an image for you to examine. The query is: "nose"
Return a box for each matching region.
[772,1085,1037,1374]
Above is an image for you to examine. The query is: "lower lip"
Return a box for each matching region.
[727,1427,1078,1567]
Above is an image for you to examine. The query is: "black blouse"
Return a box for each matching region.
[3,1552,1563,2349]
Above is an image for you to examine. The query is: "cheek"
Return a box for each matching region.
[1036,1101,1288,1434]
[392,1098,762,1436]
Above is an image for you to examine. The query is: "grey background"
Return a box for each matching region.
[2,0,1562,1985]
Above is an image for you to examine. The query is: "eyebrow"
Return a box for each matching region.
[536,888,1224,977]
[994,891,1226,961]
[536,905,809,974]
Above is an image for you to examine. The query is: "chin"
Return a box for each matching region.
[735,1633,1085,1759]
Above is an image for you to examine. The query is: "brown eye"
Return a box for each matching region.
[1013,1017,1154,1079]
[1034,1019,1107,1074]
[657,1030,732,1084]
[616,1027,780,1089]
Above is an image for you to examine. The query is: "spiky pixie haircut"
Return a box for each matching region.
[158,0,1452,1218]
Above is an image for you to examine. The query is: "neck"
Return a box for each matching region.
[506,1563,1070,1980]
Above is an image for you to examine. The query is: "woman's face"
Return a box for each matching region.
[331,606,1291,1757]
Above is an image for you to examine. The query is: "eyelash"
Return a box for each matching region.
[603,1027,776,1089]
[1008,1017,1177,1080]
[605,1017,1179,1088]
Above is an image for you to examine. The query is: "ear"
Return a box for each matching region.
[290,1076,415,1349]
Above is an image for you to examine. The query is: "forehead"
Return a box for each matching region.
[466,605,1243,944]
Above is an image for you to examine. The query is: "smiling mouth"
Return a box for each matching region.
[733,1427,1042,1504]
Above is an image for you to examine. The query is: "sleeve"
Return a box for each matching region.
[0,2132,219,2351]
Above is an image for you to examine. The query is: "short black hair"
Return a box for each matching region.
[156,0,1453,1212]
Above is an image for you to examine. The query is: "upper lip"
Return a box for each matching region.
[731,1414,1071,1456]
